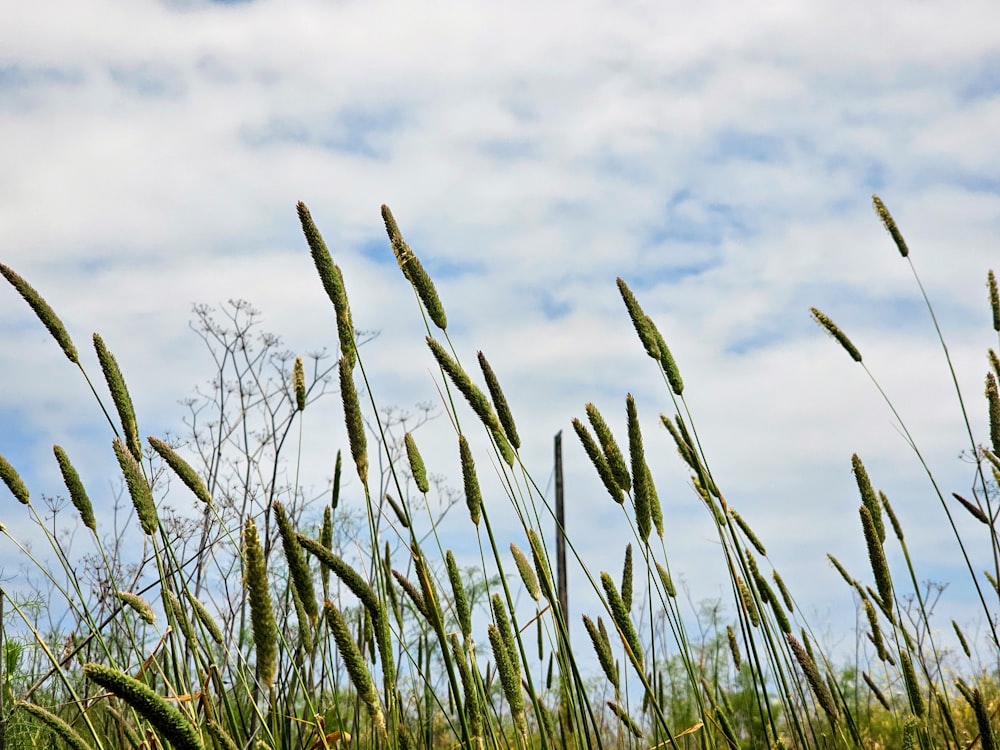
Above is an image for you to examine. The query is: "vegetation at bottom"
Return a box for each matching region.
[0,195,997,749]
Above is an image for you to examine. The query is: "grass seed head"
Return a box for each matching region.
[458,435,483,525]
[987,373,1000,454]
[572,417,625,504]
[859,504,893,618]
[487,624,526,736]
[872,194,909,258]
[852,454,885,543]
[324,600,385,735]
[786,634,839,724]
[188,593,224,645]
[115,590,155,625]
[16,700,96,750]
[93,333,140,459]
[650,321,684,395]
[339,357,368,485]
[899,650,925,717]
[404,432,430,494]
[113,437,158,535]
[620,544,634,612]
[84,663,205,750]
[148,436,212,505]
[478,351,521,449]
[0,453,29,505]
[988,270,1000,332]
[726,625,742,671]
[626,394,652,541]
[446,550,472,639]
[297,201,357,368]
[600,571,643,667]
[0,264,79,363]
[583,614,618,689]
[381,204,448,330]
[526,528,556,604]
[510,543,540,602]
[810,307,862,363]
[655,561,677,598]
[585,402,631,492]
[273,501,319,625]
[293,356,306,411]
[297,532,380,617]
[53,446,95,530]
[616,277,660,359]
[607,701,643,739]
[243,518,277,689]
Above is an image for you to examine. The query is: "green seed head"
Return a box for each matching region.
[572,417,624,504]
[297,202,357,368]
[786,633,839,724]
[600,571,643,667]
[620,544,634,612]
[726,625,742,671]
[458,435,483,525]
[148,436,212,505]
[510,543,540,602]
[115,590,155,625]
[0,453,29,505]
[0,264,78,364]
[83,663,205,750]
[324,600,385,734]
[53,446,95,529]
[243,518,277,689]
[585,402,631,492]
[987,373,1000,455]
[293,356,306,411]
[339,357,368,485]
[16,701,93,750]
[583,614,618,689]
[113,438,158,535]
[872,194,909,258]
[404,432,430,494]
[810,307,862,362]
[381,204,448,330]
[626,394,652,541]
[478,351,520,450]
[273,501,319,625]
[94,333,140,459]
[446,550,472,639]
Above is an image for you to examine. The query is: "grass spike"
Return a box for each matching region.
[113,437,158,535]
[478,350,521,449]
[810,307,862,362]
[0,263,79,363]
[297,201,356,368]
[84,663,205,750]
[381,204,448,330]
[872,194,909,258]
[53,445,95,530]
[148,436,212,505]
[404,432,430,494]
[243,517,277,689]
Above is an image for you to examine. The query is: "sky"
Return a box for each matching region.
[2,0,1000,678]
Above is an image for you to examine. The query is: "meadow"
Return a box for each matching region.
[0,196,996,749]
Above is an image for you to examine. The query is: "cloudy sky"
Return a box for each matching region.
[2,0,999,669]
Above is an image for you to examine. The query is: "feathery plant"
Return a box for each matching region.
[0,195,997,749]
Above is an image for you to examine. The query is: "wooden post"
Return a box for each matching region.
[555,431,568,622]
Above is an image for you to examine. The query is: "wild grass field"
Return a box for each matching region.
[0,196,997,749]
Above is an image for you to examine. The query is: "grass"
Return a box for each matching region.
[0,195,998,749]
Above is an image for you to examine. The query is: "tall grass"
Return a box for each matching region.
[0,195,997,750]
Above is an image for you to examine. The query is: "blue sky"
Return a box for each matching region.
[1,0,999,674]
